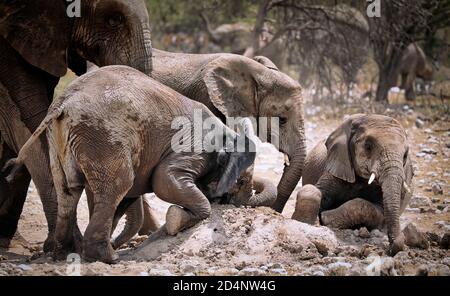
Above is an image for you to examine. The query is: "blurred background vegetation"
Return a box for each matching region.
[145,0,449,106]
[60,0,450,113]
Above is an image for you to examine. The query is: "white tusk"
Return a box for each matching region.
[403,182,411,194]
[368,173,376,185]
[284,154,290,167]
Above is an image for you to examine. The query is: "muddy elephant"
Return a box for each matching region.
[8,66,256,263]
[397,43,434,100]
[151,49,306,213]
[292,114,414,255]
[0,0,152,250]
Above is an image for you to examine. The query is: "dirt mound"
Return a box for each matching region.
[126,205,338,267]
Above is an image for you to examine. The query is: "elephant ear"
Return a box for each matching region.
[324,114,365,183]
[0,0,70,77]
[203,56,258,117]
[253,56,279,71]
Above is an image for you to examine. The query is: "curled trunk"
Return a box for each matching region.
[272,140,306,213]
[246,176,277,207]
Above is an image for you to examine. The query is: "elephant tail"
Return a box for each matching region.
[2,106,65,182]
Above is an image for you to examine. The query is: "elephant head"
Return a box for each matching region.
[324,114,412,254]
[202,55,305,212]
[213,139,257,199]
[0,0,152,77]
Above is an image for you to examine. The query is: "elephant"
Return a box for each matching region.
[397,43,435,100]
[292,114,414,255]
[200,13,288,70]
[7,65,256,263]
[0,0,153,251]
[150,49,306,213]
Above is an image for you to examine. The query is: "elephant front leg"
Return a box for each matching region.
[152,160,212,236]
[292,184,322,224]
[321,198,384,230]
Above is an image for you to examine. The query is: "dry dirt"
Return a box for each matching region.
[0,102,449,276]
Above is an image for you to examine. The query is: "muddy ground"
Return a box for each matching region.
[0,100,449,276]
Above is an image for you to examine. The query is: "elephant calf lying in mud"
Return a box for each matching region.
[293,114,414,255]
[6,66,256,263]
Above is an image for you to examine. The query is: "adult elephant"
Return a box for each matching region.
[201,13,288,70]
[151,49,305,213]
[293,114,414,255]
[0,0,152,251]
[397,43,434,100]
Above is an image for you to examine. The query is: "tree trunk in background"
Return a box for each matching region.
[375,50,402,102]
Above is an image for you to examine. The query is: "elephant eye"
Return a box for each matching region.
[279,117,288,125]
[403,148,409,165]
[107,13,124,28]
[364,141,372,153]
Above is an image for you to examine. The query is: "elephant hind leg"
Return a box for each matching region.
[292,184,322,225]
[78,150,135,263]
[49,147,84,260]
[320,198,384,230]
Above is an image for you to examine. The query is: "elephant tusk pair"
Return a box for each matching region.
[284,154,290,167]
[368,173,376,185]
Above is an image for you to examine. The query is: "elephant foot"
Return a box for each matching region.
[82,240,118,264]
[388,234,405,256]
[52,229,83,261]
[321,198,384,230]
[43,235,57,253]
[0,236,12,248]
[292,185,321,224]
[1,231,29,249]
[165,205,195,236]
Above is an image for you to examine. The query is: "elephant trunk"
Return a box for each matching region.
[133,22,153,75]
[246,176,277,207]
[272,137,306,213]
[379,160,405,255]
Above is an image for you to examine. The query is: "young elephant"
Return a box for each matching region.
[293,114,414,255]
[8,66,256,263]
